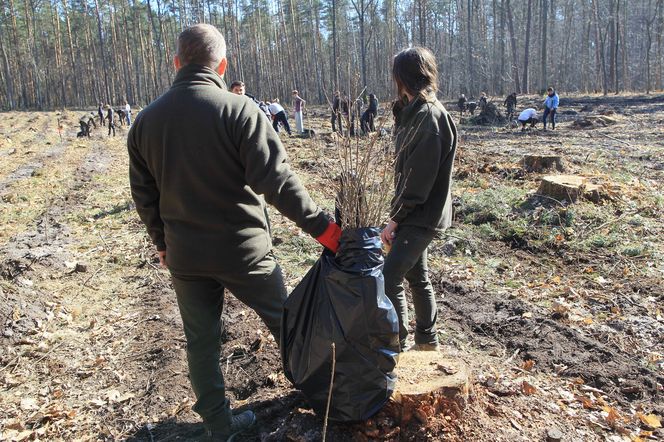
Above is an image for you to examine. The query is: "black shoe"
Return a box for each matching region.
[206,411,256,441]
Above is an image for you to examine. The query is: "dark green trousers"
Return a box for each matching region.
[383,225,438,349]
[171,253,286,431]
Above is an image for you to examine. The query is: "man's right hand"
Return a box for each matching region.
[158,250,168,268]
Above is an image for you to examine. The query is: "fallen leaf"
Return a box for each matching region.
[14,430,33,441]
[522,360,536,371]
[117,393,135,403]
[522,380,537,395]
[20,397,39,411]
[106,389,121,402]
[89,398,106,407]
[637,413,661,429]
[577,395,594,409]
[4,420,24,431]
[602,405,623,427]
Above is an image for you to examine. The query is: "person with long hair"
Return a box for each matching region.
[381,47,458,352]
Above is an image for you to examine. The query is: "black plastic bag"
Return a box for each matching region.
[281,227,400,422]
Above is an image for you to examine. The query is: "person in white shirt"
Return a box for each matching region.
[124,101,132,125]
[267,99,291,135]
[518,108,538,131]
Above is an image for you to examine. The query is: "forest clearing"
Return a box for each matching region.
[0,93,662,441]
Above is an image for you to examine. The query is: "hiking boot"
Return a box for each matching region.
[205,410,256,441]
[407,342,440,352]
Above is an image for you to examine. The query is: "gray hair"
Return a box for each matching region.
[177,24,226,68]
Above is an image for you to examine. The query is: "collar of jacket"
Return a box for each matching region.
[172,63,228,90]
[396,95,436,128]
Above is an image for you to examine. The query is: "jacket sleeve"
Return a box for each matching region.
[391,114,454,224]
[127,124,166,251]
[236,105,329,238]
[553,95,559,109]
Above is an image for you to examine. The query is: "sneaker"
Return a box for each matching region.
[206,410,256,441]
[407,342,440,352]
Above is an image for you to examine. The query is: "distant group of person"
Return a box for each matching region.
[457,87,560,132]
[456,92,489,116]
[228,80,305,136]
[227,84,381,138]
[78,101,131,138]
[330,91,379,136]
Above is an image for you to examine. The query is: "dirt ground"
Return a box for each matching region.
[1,93,662,442]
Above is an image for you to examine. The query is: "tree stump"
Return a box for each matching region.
[571,115,618,129]
[537,175,604,203]
[386,352,470,426]
[522,154,565,172]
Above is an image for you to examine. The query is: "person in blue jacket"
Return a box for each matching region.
[543,86,559,130]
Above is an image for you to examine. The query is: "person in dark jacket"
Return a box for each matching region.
[457,94,467,117]
[106,106,115,136]
[361,93,378,134]
[331,90,342,133]
[98,103,105,126]
[504,92,517,118]
[381,47,457,352]
[128,24,341,441]
[116,108,126,127]
[479,92,488,111]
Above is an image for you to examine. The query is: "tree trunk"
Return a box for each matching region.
[505,0,520,94]
[92,0,111,103]
[522,0,532,93]
[0,36,15,109]
[466,0,474,95]
[540,0,548,92]
[499,0,506,95]
[591,0,608,95]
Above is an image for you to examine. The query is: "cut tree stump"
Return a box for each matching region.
[522,154,565,172]
[537,175,604,203]
[388,352,471,424]
[571,115,618,129]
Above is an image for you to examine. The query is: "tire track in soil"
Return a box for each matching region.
[0,139,113,337]
[0,119,69,194]
[0,136,193,439]
[433,275,663,410]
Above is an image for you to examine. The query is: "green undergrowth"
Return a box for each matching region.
[453,183,661,264]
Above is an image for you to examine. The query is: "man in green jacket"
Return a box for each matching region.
[128,23,341,441]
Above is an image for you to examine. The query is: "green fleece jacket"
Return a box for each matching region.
[391,96,457,231]
[128,64,329,274]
